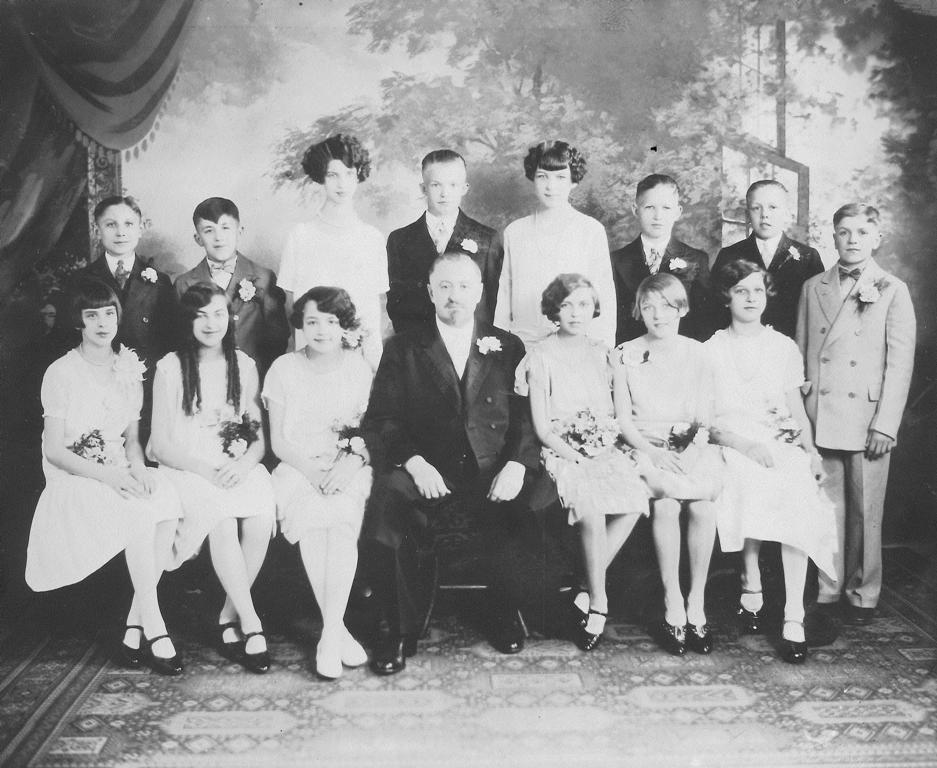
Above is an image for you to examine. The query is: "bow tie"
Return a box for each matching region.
[838,266,863,282]
[209,261,236,275]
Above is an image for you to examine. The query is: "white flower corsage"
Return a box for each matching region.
[668,257,688,271]
[787,246,802,262]
[856,278,888,311]
[113,345,146,385]
[619,346,650,367]
[342,327,365,350]
[238,278,257,302]
[461,238,478,254]
[476,336,502,354]
[141,267,158,283]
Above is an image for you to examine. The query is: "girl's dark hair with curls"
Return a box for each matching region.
[70,277,123,352]
[713,259,776,305]
[176,282,241,417]
[523,140,587,184]
[541,273,600,322]
[301,134,371,184]
[290,286,361,331]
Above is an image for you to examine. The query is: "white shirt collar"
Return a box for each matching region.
[756,234,783,262]
[435,316,474,374]
[104,252,135,275]
[426,210,458,233]
[640,234,670,256]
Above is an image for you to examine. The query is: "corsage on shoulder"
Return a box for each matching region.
[476,336,502,355]
[113,345,146,386]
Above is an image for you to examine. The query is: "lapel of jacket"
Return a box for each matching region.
[121,256,148,304]
[766,234,791,272]
[614,238,650,289]
[462,322,497,407]
[88,255,122,294]
[744,235,768,269]
[226,254,252,311]
[190,258,213,286]
[825,259,886,348]
[817,264,853,348]
[446,209,475,254]
[414,213,442,270]
[420,324,463,413]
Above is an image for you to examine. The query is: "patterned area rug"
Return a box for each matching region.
[2,547,935,768]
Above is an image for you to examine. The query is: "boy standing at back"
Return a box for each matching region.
[611,174,713,343]
[712,179,824,338]
[386,150,502,335]
[796,204,915,625]
[174,197,289,376]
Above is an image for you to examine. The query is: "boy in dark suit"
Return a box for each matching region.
[713,180,824,338]
[174,197,289,376]
[363,251,541,674]
[797,203,915,625]
[386,150,502,334]
[611,174,713,343]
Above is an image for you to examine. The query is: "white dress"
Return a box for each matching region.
[515,335,649,524]
[262,351,372,541]
[148,351,275,564]
[494,209,616,348]
[26,348,182,592]
[279,215,387,367]
[705,327,836,577]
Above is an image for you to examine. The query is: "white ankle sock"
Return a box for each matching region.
[740,592,764,613]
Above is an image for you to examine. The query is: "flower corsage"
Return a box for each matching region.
[555,408,630,459]
[460,238,478,254]
[767,407,802,444]
[238,278,257,303]
[856,278,888,311]
[113,345,146,386]
[141,267,159,283]
[668,257,688,272]
[619,346,650,368]
[218,413,261,459]
[668,421,709,452]
[476,336,502,355]
[68,429,112,464]
[333,417,367,464]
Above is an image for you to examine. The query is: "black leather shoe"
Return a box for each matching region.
[216,621,243,662]
[737,606,762,635]
[370,635,410,675]
[780,639,808,664]
[574,609,606,652]
[849,606,876,626]
[241,631,271,674]
[654,621,686,656]
[119,625,145,668]
[491,611,525,654]
[568,590,589,630]
[146,634,183,676]
[685,623,714,654]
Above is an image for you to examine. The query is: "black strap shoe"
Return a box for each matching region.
[145,634,183,676]
[574,609,607,652]
[685,623,714,654]
[216,621,244,663]
[654,621,686,656]
[370,634,409,675]
[241,631,271,674]
[119,625,145,668]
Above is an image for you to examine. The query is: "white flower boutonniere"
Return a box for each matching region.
[787,246,802,262]
[476,336,502,355]
[461,238,478,254]
[113,345,146,386]
[856,278,888,311]
[668,257,688,271]
[141,267,158,283]
[238,278,257,302]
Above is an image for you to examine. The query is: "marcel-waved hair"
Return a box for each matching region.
[632,273,688,321]
[713,259,776,304]
[523,140,587,184]
[176,282,240,417]
[541,273,600,322]
[93,195,143,224]
[833,203,880,228]
[69,277,123,352]
[301,134,371,184]
[193,197,240,227]
[290,286,361,331]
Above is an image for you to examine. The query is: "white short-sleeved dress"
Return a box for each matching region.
[26,347,182,592]
[148,351,275,564]
[515,335,649,524]
[279,215,387,368]
[262,350,372,541]
[705,327,836,577]
[613,335,724,501]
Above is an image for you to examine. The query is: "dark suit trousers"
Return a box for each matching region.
[364,467,539,636]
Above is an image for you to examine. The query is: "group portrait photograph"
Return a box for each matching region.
[0,0,936,765]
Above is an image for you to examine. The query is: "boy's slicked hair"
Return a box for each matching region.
[833,203,880,228]
[746,179,788,203]
[93,195,142,223]
[636,174,680,202]
[193,197,240,227]
[421,149,465,171]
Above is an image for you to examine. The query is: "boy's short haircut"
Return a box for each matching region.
[636,174,680,202]
[833,203,880,228]
[421,149,466,171]
[523,140,587,184]
[93,195,142,224]
[746,179,788,203]
[632,273,689,321]
[193,197,240,227]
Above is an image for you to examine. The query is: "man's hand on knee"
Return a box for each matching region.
[404,456,450,499]
[487,460,525,503]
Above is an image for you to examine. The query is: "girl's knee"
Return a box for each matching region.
[653,498,682,519]
[688,500,715,522]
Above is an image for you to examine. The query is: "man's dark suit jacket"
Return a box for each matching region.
[611,236,714,344]
[711,233,824,339]
[72,255,177,372]
[386,210,502,335]
[174,253,289,375]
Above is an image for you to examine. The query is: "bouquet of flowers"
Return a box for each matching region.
[67,429,111,464]
[332,414,366,458]
[555,409,626,458]
[668,422,708,452]
[767,407,802,444]
[218,413,261,459]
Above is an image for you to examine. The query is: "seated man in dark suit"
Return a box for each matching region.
[385,150,502,335]
[362,250,541,675]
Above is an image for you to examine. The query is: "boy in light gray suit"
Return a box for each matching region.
[796,204,915,625]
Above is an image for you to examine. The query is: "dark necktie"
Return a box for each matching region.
[114,260,129,290]
[838,266,862,283]
[646,248,662,274]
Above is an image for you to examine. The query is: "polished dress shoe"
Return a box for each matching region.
[146,634,183,676]
[685,623,714,654]
[119,625,145,668]
[370,634,414,675]
[780,621,808,664]
[654,621,686,656]
[849,606,876,626]
[216,621,243,662]
[574,609,606,652]
[241,631,271,674]
[568,590,589,629]
[490,611,525,654]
